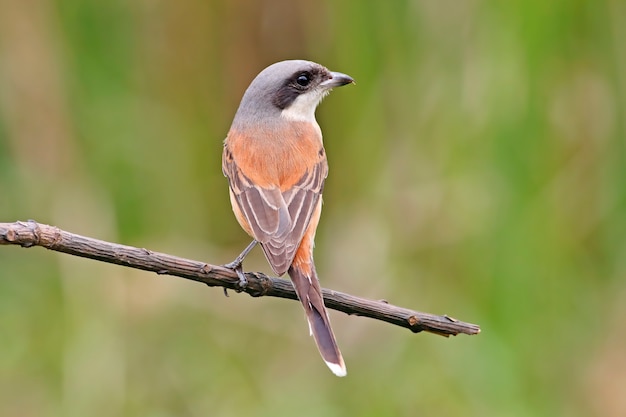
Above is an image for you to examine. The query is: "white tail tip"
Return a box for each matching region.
[326,361,347,377]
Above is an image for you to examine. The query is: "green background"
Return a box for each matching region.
[1,1,624,416]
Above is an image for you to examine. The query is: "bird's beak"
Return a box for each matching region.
[321,71,355,88]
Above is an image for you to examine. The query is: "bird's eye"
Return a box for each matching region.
[296,73,310,87]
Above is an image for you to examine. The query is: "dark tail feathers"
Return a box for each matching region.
[288,264,346,377]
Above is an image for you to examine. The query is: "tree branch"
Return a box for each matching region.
[0,220,480,337]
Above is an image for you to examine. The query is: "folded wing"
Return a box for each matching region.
[223,145,328,276]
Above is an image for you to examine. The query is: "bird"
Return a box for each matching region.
[222,60,354,376]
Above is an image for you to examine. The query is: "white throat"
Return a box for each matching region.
[280,90,328,122]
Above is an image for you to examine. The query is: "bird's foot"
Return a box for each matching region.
[222,240,257,292]
[223,259,248,291]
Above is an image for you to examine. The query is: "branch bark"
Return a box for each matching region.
[0,220,480,337]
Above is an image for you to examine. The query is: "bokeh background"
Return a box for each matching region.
[1,0,625,416]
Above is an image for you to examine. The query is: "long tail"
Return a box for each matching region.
[288,263,346,377]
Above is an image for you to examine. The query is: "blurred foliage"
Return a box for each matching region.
[1,0,625,416]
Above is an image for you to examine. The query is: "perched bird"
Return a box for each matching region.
[222,60,354,376]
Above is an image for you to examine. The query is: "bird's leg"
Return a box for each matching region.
[223,240,258,290]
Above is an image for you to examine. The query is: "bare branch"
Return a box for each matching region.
[0,220,480,337]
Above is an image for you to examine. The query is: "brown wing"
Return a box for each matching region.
[223,143,328,276]
[262,161,327,275]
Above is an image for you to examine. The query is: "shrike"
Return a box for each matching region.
[222,60,354,376]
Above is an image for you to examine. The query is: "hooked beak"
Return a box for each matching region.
[321,71,355,88]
